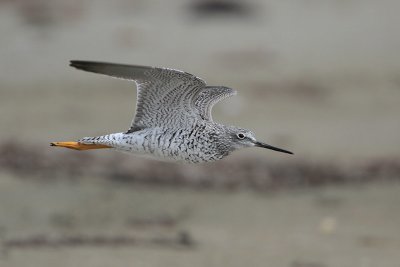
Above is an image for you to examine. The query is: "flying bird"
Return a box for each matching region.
[51,61,293,163]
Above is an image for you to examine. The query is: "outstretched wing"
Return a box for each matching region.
[194,86,237,121]
[70,61,206,131]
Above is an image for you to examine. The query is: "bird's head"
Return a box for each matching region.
[224,126,293,155]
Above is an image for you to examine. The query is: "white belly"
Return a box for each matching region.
[109,129,197,163]
[107,127,222,163]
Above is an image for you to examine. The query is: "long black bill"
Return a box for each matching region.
[255,141,293,155]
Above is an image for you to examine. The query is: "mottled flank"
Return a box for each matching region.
[55,61,292,163]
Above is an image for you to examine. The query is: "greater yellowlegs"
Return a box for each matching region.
[51,61,293,163]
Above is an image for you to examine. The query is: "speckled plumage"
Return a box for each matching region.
[69,61,293,163]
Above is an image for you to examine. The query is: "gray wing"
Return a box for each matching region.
[70,61,207,131]
[194,86,237,121]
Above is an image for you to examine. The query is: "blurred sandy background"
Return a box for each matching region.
[0,0,399,266]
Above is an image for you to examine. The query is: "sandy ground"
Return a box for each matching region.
[0,174,399,267]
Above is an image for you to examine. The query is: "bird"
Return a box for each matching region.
[51,61,293,163]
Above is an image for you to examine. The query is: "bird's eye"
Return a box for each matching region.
[237,133,245,139]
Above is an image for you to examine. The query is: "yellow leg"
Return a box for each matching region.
[50,141,112,150]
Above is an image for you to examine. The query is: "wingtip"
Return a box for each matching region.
[69,60,100,72]
[69,60,117,72]
[69,60,87,68]
[69,60,81,69]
